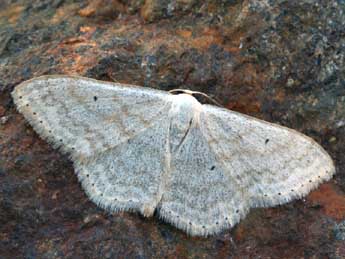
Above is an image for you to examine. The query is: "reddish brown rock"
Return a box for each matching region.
[78,0,126,18]
[0,0,344,258]
[308,183,345,221]
[0,106,5,116]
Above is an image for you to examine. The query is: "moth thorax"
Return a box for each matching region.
[169,94,202,151]
[170,93,202,124]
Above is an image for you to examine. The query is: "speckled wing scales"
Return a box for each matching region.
[159,104,335,236]
[201,105,335,208]
[75,118,171,217]
[12,76,335,237]
[12,76,172,158]
[158,117,250,236]
[11,75,173,215]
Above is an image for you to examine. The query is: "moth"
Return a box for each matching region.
[12,75,335,236]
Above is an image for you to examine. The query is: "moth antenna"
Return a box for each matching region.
[169,89,224,108]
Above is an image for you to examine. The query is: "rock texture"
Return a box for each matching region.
[0,0,344,258]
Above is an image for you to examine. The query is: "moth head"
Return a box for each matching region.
[169,89,223,107]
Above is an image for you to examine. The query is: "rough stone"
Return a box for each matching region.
[0,0,344,258]
[334,221,345,241]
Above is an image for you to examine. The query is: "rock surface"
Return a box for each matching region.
[0,0,344,258]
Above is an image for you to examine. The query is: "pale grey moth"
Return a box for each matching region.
[11,75,335,236]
